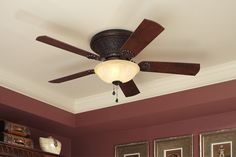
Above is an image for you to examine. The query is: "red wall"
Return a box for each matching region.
[71,80,236,157]
[73,110,236,157]
[1,80,236,157]
[0,86,75,127]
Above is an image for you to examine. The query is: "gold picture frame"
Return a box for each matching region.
[154,135,193,157]
[200,128,236,157]
[115,141,148,157]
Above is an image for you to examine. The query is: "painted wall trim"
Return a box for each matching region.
[1,60,236,113]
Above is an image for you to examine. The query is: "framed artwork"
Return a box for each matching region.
[115,141,148,157]
[200,128,236,157]
[154,135,193,157]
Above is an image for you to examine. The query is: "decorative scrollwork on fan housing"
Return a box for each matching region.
[90,29,133,60]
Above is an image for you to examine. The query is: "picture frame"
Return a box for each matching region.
[115,141,148,157]
[154,135,193,157]
[200,128,236,157]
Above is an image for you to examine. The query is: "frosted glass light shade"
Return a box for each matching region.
[95,60,140,83]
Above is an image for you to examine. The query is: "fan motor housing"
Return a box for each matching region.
[90,29,132,59]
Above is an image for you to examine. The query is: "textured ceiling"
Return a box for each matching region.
[0,0,236,113]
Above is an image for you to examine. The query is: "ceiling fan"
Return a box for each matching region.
[36,19,200,98]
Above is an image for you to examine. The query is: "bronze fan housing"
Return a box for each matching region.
[90,29,133,60]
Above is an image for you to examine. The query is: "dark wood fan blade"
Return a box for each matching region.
[139,61,200,75]
[119,80,140,97]
[36,36,100,60]
[120,19,164,58]
[49,69,95,83]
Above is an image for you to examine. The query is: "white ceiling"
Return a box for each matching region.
[0,0,236,113]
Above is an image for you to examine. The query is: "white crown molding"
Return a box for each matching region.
[1,60,236,114]
[0,69,75,113]
[73,60,236,113]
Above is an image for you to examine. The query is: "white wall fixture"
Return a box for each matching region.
[39,136,62,155]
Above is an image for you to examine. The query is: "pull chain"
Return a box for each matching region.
[112,84,119,103]
[112,84,116,95]
[115,85,118,103]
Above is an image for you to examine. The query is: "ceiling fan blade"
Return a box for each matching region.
[119,80,140,97]
[139,61,200,76]
[120,19,164,58]
[36,36,100,60]
[49,69,95,83]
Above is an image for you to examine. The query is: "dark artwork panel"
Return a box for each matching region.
[165,149,182,157]
[124,153,140,157]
